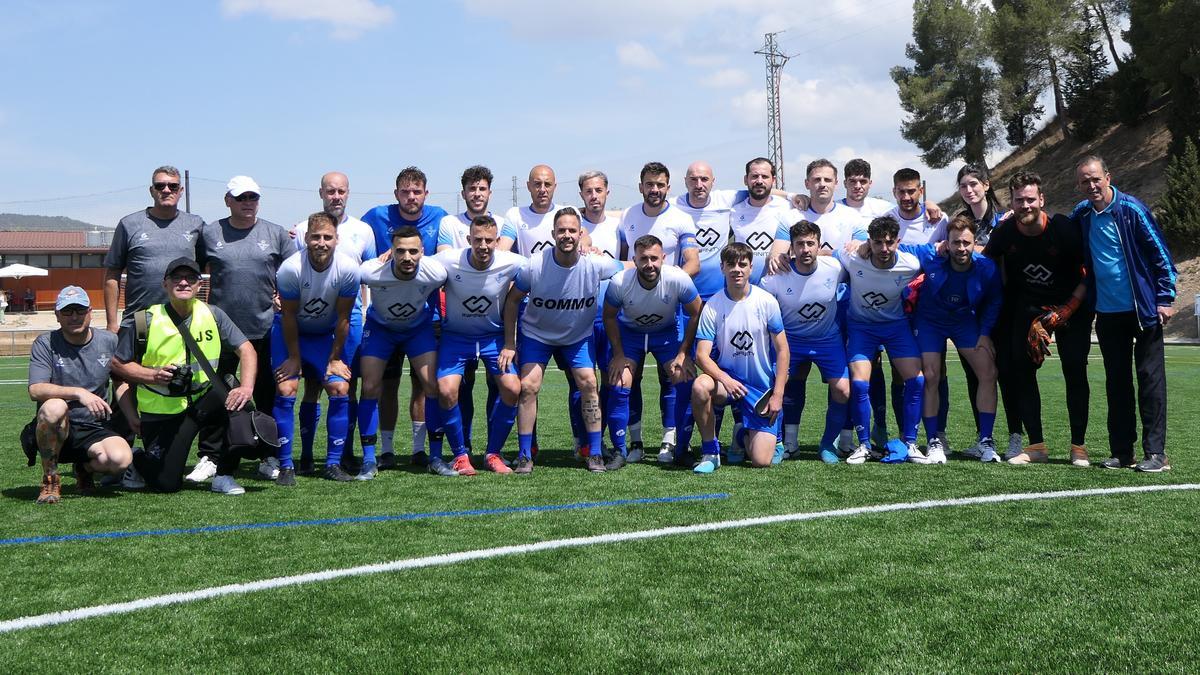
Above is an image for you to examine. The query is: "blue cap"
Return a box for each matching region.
[55,285,90,311]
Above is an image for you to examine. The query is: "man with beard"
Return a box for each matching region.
[729,158,793,285]
[984,171,1091,466]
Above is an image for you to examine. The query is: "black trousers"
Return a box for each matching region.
[136,389,235,493]
[1095,311,1167,460]
[198,335,273,460]
[996,306,1092,445]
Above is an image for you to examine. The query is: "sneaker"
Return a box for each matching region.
[628,441,646,464]
[356,462,378,481]
[513,457,534,474]
[925,437,947,465]
[870,425,889,452]
[906,442,931,464]
[323,463,355,482]
[340,453,362,475]
[693,454,720,474]
[1003,434,1023,462]
[1007,442,1048,465]
[978,437,1000,463]
[1070,444,1090,468]
[783,444,803,460]
[257,456,281,480]
[429,457,459,477]
[184,456,217,483]
[846,443,871,465]
[838,429,856,456]
[451,454,477,476]
[818,446,840,465]
[121,466,146,489]
[276,467,297,487]
[1135,454,1171,473]
[211,475,245,495]
[653,442,672,465]
[576,444,591,462]
[410,451,429,468]
[377,452,397,470]
[1098,456,1136,470]
[772,442,785,465]
[36,474,61,504]
[961,440,984,459]
[485,453,513,474]
[604,453,627,471]
[936,432,952,456]
[73,461,95,496]
[585,455,606,473]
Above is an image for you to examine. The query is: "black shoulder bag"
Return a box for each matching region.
[165,304,280,452]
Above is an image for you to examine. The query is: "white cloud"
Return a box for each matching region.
[702,68,751,88]
[220,0,393,39]
[616,42,664,70]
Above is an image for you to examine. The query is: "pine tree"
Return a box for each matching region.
[1159,136,1200,254]
[1061,3,1111,141]
[1127,0,1200,157]
[891,0,1000,168]
[989,0,1047,145]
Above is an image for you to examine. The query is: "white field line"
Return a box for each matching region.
[1,483,1196,635]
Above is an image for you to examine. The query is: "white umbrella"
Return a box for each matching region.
[0,263,49,279]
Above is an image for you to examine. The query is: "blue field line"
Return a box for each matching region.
[0,493,730,546]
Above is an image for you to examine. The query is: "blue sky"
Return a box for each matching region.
[1,0,1003,228]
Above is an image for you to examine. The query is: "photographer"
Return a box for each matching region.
[111,258,256,495]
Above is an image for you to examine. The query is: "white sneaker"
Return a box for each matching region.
[1003,433,1023,462]
[936,432,952,456]
[211,474,245,495]
[120,466,145,489]
[838,429,855,457]
[846,443,871,465]
[906,442,931,464]
[656,446,674,463]
[925,437,947,464]
[978,437,1000,463]
[257,456,280,480]
[185,456,217,483]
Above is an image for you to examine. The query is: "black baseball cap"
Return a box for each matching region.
[164,257,201,278]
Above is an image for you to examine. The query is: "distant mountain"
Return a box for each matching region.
[0,213,107,231]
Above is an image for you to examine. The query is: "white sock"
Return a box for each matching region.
[380,430,394,454]
[662,427,676,446]
[784,424,799,451]
[412,422,426,454]
[629,422,643,445]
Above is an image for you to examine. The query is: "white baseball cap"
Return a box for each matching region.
[226,175,261,197]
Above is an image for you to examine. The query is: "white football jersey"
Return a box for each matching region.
[434,248,526,336]
[729,200,793,284]
[360,257,448,331]
[835,249,922,323]
[604,266,699,335]
[697,286,784,393]
[276,251,361,334]
[618,202,697,267]
[758,257,845,340]
[515,249,622,345]
[504,204,571,258]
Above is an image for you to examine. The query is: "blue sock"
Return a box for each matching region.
[923,416,939,443]
[979,411,997,440]
[851,379,872,445]
[869,365,888,434]
[518,433,533,460]
[486,399,518,456]
[671,380,692,438]
[823,398,848,448]
[459,374,475,446]
[344,398,357,458]
[272,395,296,469]
[608,386,631,456]
[425,397,444,461]
[326,395,349,466]
[357,398,379,465]
[660,371,677,429]
[298,401,319,466]
[587,428,602,457]
[701,438,720,457]
[714,405,725,438]
[937,375,950,433]
[903,376,925,443]
[441,403,466,455]
[568,383,584,447]
[784,374,805,426]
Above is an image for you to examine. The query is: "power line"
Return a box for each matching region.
[0,185,144,206]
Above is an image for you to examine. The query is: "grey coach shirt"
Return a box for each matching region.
[105,209,205,325]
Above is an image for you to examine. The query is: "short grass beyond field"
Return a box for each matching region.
[0,350,1198,671]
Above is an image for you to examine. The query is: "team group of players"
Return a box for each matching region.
[28,153,1178,501]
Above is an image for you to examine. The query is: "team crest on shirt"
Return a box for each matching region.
[257,240,270,252]
[216,240,225,250]
[97,354,110,368]
[182,233,195,242]
[824,278,834,289]
[55,356,66,368]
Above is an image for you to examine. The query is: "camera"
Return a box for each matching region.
[166,364,193,396]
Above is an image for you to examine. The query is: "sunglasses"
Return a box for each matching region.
[153,182,182,192]
[58,306,90,316]
[169,273,201,284]
[233,193,260,202]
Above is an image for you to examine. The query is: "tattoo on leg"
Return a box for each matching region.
[35,422,62,476]
[581,394,601,429]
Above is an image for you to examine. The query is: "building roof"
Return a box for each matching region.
[0,231,108,252]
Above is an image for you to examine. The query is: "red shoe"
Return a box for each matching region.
[485,453,513,475]
[451,454,477,476]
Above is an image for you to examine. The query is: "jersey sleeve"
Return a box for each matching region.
[774,211,793,240]
[696,304,717,342]
[513,263,532,293]
[28,335,53,385]
[765,300,785,334]
[604,275,623,308]
[276,261,301,301]
[437,216,458,248]
[678,274,699,304]
[337,264,360,298]
[103,220,130,270]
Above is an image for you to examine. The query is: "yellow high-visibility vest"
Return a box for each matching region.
[138,302,221,415]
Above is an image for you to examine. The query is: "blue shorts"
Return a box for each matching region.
[914,317,980,353]
[270,315,362,384]
[618,325,681,368]
[846,319,920,363]
[361,316,437,363]
[592,320,610,373]
[437,332,516,378]
[519,334,594,370]
[718,382,780,435]
[788,335,849,381]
